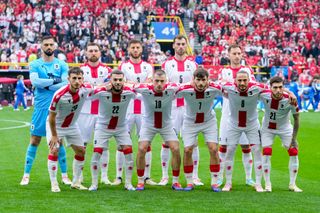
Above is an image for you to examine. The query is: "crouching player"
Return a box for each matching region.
[46,67,91,192]
[260,76,302,192]
[176,68,222,192]
[134,70,183,191]
[89,70,136,191]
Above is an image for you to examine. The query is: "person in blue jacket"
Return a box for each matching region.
[20,35,72,186]
[13,75,30,111]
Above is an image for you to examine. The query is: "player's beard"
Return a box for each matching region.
[89,56,99,62]
[176,49,186,56]
[112,84,123,93]
[130,52,142,59]
[43,49,54,56]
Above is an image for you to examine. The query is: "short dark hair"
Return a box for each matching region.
[41,35,55,43]
[68,67,83,76]
[236,70,249,78]
[128,39,142,47]
[86,42,101,51]
[173,35,187,44]
[193,67,209,78]
[153,69,166,77]
[270,76,284,86]
[110,69,124,77]
[228,44,241,52]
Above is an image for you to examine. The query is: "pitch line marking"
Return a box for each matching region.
[0,119,30,131]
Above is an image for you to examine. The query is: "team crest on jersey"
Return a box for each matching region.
[81,94,84,98]
[190,93,193,96]
[249,91,253,95]
[266,100,269,104]
[100,71,103,75]
[68,99,71,103]
[123,95,126,100]
[206,91,210,96]
[54,64,60,70]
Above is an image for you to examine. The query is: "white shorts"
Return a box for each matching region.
[226,123,261,145]
[182,117,218,147]
[127,113,142,135]
[219,115,249,145]
[77,113,97,143]
[93,125,132,148]
[172,106,185,135]
[139,122,178,142]
[46,121,84,147]
[261,126,293,149]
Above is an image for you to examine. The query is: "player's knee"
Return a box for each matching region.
[184,146,193,156]
[76,147,86,157]
[288,147,298,156]
[30,136,41,146]
[170,144,180,155]
[138,144,148,154]
[263,147,272,156]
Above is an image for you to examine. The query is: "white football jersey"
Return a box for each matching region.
[80,63,112,114]
[162,56,197,107]
[92,87,136,129]
[177,83,222,123]
[134,83,178,128]
[49,84,93,128]
[260,91,298,130]
[120,60,153,114]
[219,65,256,119]
[223,82,266,128]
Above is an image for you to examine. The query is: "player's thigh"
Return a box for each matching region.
[226,125,242,145]
[278,128,293,149]
[126,113,135,133]
[63,126,84,147]
[181,122,198,147]
[245,126,261,145]
[139,124,156,142]
[93,128,112,148]
[115,126,133,146]
[31,108,49,137]
[160,125,179,143]
[203,118,219,143]
[261,129,275,148]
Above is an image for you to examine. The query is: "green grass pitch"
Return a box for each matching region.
[0,107,319,212]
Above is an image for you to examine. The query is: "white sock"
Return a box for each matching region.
[289,156,299,185]
[225,145,237,185]
[100,149,109,179]
[192,146,200,179]
[144,147,152,179]
[116,150,124,179]
[218,147,227,181]
[252,144,263,185]
[210,165,220,185]
[123,148,134,185]
[48,155,58,184]
[161,144,170,178]
[242,150,253,180]
[73,155,85,184]
[262,155,271,185]
[91,151,101,186]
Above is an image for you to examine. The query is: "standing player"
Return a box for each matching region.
[78,43,112,185]
[218,44,256,187]
[222,71,267,192]
[47,67,91,192]
[177,68,222,192]
[115,39,156,186]
[20,36,71,186]
[89,70,136,191]
[260,76,302,192]
[161,35,201,186]
[134,70,183,191]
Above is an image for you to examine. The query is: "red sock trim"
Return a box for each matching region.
[219,146,227,153]
[172,169,180,177]
[123,147,133,155]
[137,169,145,177]
[94,147,103,154]
[162,144,169,148]
[184,165,193,173]
[288,147,298,156]
[74,155,85,161]
[147,146,151,152]
[263,147,272,156]
[242,148,251,153]
[210,164,220,172]
[48,155,58,161]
